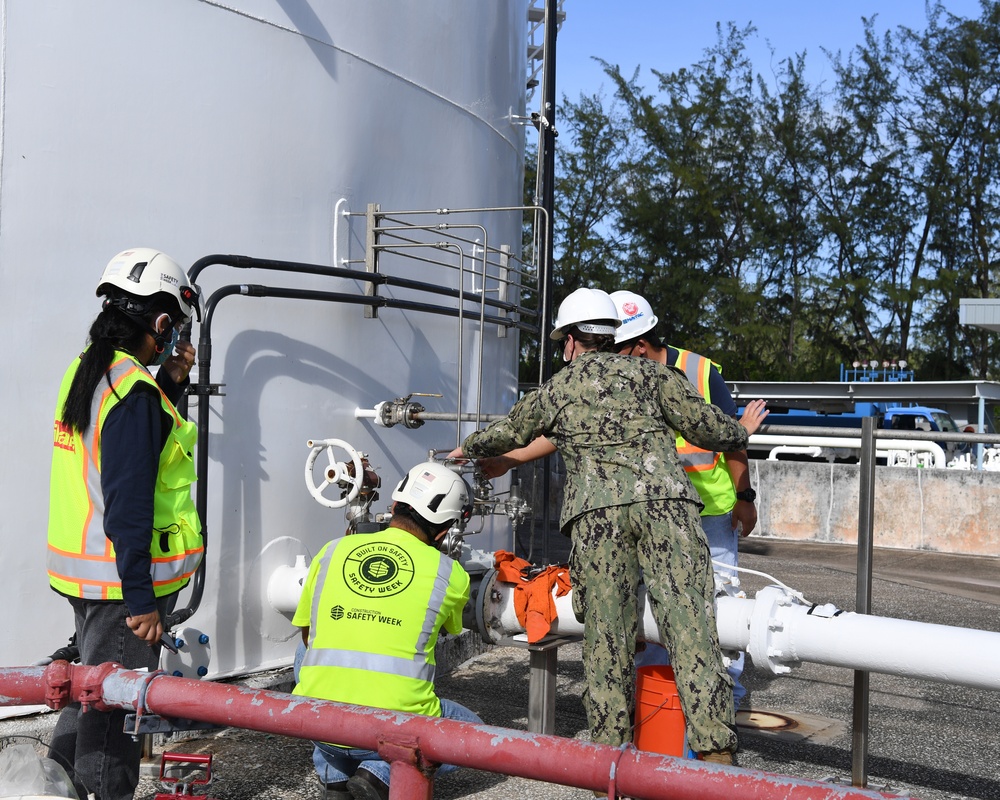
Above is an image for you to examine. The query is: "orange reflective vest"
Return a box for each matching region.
[671,348,737,516]
[47,351,203,600]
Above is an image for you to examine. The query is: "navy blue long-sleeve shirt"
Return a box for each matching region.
[100,368,188,616]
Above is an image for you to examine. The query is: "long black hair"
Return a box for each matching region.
[60,293,179,434]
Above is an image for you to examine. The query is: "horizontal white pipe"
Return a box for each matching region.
[485,579,1000,692]
[767,445,824,460]
[766,443,941,467]
[746,588,1000,689]
[750,434,946,468]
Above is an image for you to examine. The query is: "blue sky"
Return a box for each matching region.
[554,0,986,102]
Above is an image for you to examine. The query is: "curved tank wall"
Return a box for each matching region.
[0,1,528,674]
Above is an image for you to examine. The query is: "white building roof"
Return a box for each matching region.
[960,298,1000,332]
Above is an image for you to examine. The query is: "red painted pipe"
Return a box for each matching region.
[388,760,434,800]
[0,663,906,800]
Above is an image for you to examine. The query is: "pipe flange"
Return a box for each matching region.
[475,569,506,645]
[401,401,426,429]
[747,586,795,675]
[375,398,426,428]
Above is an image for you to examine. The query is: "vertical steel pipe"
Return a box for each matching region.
[852,416,877,786]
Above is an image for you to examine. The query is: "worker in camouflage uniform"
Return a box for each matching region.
[450,288,768,765]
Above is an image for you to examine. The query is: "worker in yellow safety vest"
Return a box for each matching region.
[292,461,483,800]
[46,248,203,800]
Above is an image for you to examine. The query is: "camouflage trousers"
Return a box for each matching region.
[568,499,737,754]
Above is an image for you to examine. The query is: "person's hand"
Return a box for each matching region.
[126,610,163,645]
[477,454,520,479]
[445,447,516,479]
[160,340,196,384]
[731,500,758,536]
[738,399,769,436]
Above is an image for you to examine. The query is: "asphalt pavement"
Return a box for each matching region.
[3,538,998,800]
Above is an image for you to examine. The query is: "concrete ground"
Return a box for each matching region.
[3,539,999,799]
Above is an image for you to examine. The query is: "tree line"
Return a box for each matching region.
[529,1,1000,384]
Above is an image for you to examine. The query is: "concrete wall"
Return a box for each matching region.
[749,460,1000,556]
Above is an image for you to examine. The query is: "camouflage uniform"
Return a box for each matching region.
[462,351,748,753]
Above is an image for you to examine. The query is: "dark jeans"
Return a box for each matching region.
[48,595,171,800]
[293,641,482,786]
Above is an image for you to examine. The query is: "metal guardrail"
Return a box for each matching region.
[756,424,1000,445]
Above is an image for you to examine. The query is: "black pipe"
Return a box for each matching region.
[188,253,533,319]
[537,0,558,378]
[536,0,559,563]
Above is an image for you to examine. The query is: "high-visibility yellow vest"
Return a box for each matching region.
[47,351,203,600]
[671,348,737,516]
[292,528,470,729]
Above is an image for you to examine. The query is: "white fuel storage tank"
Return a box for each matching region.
[0,0,531,675]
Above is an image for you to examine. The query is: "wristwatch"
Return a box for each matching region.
[735,487,757,503]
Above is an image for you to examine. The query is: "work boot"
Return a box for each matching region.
[698,750,734,766]
[346,767,390,800]
[321,780,351,800]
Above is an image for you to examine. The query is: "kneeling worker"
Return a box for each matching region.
[292,461,482,800]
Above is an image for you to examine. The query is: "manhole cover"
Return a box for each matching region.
[738,710,798,731]
[736,708,846,744]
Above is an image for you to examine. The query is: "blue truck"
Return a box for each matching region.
[745,406,960,465]
[758,405,960,433]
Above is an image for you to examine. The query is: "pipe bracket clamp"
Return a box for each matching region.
[43,660,73,710]
[377,733,436,777]
[605,742,635,799]
[77,662,120,713]
[131,669,168,738]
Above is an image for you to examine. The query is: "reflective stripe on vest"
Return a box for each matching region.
[293,529,472,723]
[302,542,454,685]
[673,349,720,473]
[671,348,737,516]
[47,351,203,600]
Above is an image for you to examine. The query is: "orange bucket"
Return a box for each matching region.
[633,664,689,757]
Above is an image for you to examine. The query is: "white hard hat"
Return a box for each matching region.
[97,248,202,322]
[549,287,622,341]
[611,290,658,344]
[392,462,472,526]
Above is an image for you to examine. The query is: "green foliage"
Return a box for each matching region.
[545,1,1000,381]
